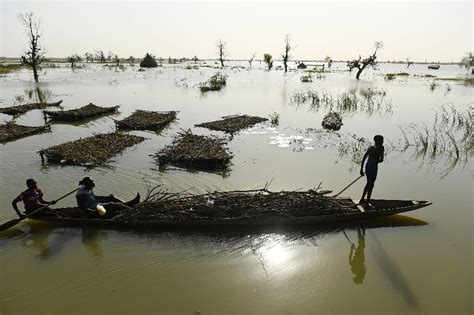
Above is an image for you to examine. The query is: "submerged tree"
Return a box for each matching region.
[347,41,383,80]
[68,54,82,69]
[263,54,273,70]
[19,12,46,82]
[281,34,292,73]
[216,39,227,68]
[324,56,333,68]
[406,58,414,68]
[248,53,256,68]
[459,52,473,71]
[84,52,94,63]
[95,50,106,63]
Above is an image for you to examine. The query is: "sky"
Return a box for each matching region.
[0,1,472,62]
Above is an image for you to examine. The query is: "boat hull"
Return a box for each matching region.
[30,199,432,228]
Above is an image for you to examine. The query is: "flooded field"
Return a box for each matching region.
[0,61,472,314]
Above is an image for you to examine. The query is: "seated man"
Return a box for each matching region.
[76,177,139,218]
[12,179,56,218]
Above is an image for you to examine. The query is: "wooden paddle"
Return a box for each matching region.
[0,188,79,232]
[332,175,363,198]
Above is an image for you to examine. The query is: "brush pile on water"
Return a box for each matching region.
[0,123,51,143]
[0,100,62,116]
[113,187,357,223]
[115,110,177,131]
[39,132,145,166]
[199,73,227,92]
[196,115,267,133]
[43,103,119,121]
[154,130,231,169]
[322,112,343,130]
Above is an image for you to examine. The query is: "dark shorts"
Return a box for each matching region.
[365,163,378,182]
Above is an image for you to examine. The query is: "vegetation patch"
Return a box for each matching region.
[199,73,227,92]
[39,133,145,166]
[300,74,312,82]
[322,112,343,131]
[0,64,24,75]
[435,77,474,86]
[43,103,119,121]
[0,100,63,116]
[154,130,232,170]
[0,123,51,143]
[195,115,268,133]
[113,186,356,223]
[115,110,177,131]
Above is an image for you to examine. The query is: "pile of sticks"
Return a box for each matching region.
[154,130,232,170]
[0,100,63,116]
[0,123,51,143]
[44,103,119,121]
[113,185,357,223]
[39,132,145,166]
[115,110,177,131]
[195,115,268,133]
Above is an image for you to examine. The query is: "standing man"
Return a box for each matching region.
[12,179,55,218]
[359,135,384,208]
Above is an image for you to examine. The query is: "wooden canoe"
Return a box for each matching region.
[30,199,432,228]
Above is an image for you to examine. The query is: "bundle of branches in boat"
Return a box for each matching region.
[0,100,62,116]
[43,103,119,121]
[113,186,357,223]
[0,122,51,143]
[115,110,177,131]
[39,132,145,166]
[154,130,232,169]
[195,115,268,133]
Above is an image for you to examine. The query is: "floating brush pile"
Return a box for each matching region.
[195,115,267,133]
[0,100,62,116]
[155,130,231,169]
[113,187,357,223]
[115,110,177,131]
[39,132,145,166]
[0,123,51,143]
[43,103,119,121]
[322,112,343,131]
[199,73,227,92]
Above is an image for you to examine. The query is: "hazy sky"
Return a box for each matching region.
[1,1,472,62]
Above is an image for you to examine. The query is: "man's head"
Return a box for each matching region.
[26,178,37,189]
[374,135,384,146]
[79,177,95,189]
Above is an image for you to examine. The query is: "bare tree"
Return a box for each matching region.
[127,56,135,64]
[19,12,45,82]
[216,39,227,68]
[113,54,120,65]
[281,34,292,73]
[248,53,256,68]
[192,56,199,63]
[106,51,114,62]
[406,58,414,68]
[347,41,383,80]
[263,54,273,70]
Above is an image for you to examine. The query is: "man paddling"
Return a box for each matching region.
[12,179,56,218]
[359,135,384,208]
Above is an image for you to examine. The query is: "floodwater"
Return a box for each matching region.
[0,61,472,314]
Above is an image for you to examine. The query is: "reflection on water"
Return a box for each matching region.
[345,228,366,284]
[81,228,108,260]
[371,231,419,308]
